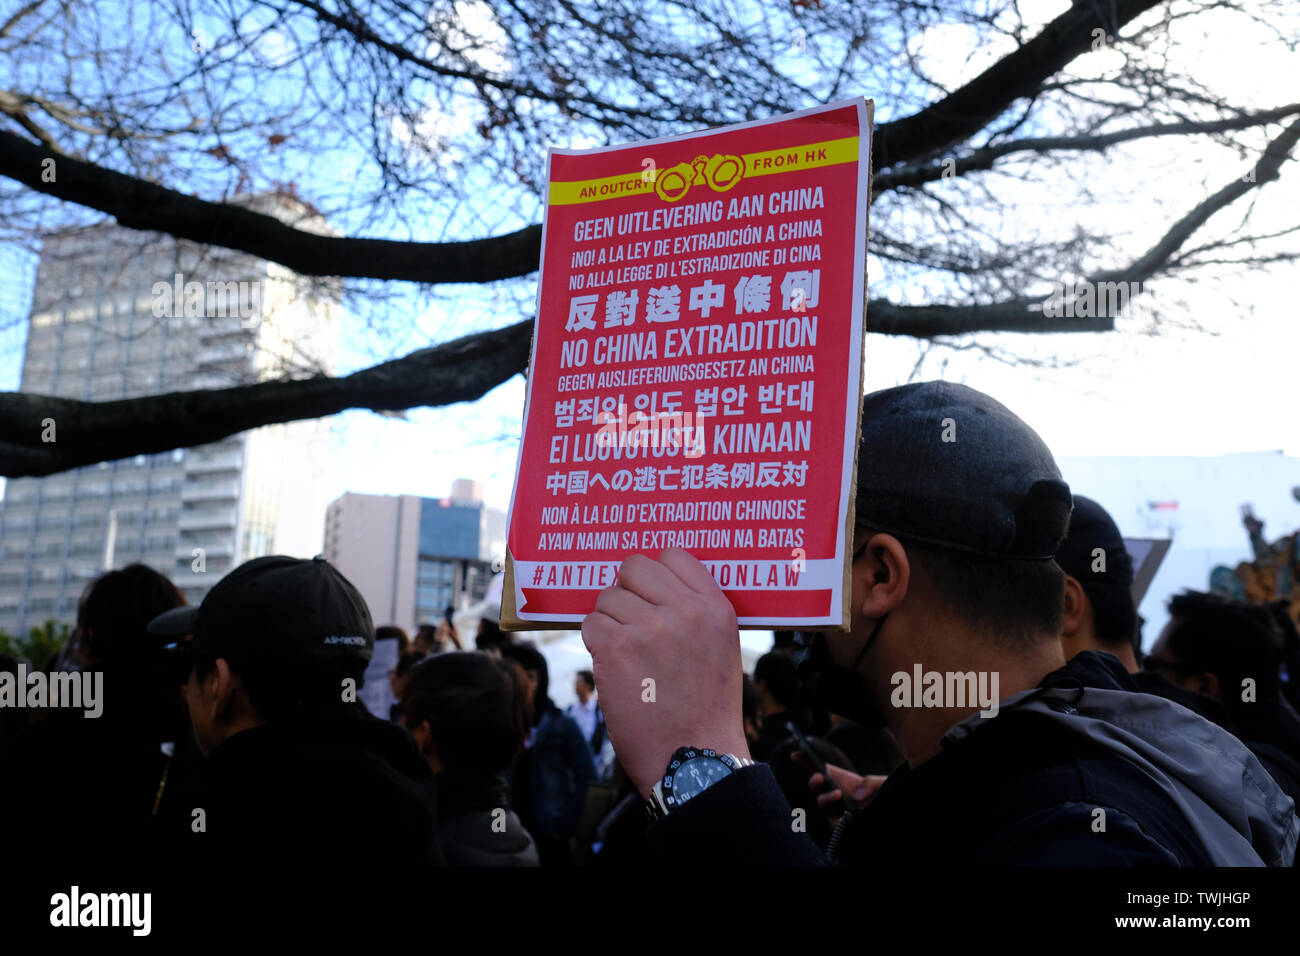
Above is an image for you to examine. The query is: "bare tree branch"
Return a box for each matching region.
[0,318,534,477]
[871,0,1167,167]
[873,104,1300,194]
[0,0,46,40]
[0,0,1174,287]
[0,128,543,283]
[284,0,672,121]
[1092,115,1300,284]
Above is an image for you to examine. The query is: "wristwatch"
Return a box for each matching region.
[645,746,755,821]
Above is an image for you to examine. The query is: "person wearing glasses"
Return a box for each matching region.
[1143,590,1300,810]
[147,556,446,881]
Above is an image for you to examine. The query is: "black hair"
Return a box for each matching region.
[193,645,367,725]
[576,669,595,690]
[401,652,532,774]
[1164,590,1283,710]
[1076,573,1139,652]
[375,625,410,655]
[394,650,425,679]
[476,617,508,652]
[78,564,188,730]
[1267,602,1300,712]
[857,524,1065,645]
[498,642,550,712]
[754,651,800,708]
[413,624,440,652]
[741,673,759,727]
[78,564,186,667]
[771,630,799,652]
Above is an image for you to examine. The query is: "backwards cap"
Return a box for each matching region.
[854,381,1072,560]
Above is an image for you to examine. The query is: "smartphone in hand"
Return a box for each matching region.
[785,721,852,814]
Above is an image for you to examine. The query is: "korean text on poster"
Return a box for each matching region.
[505,98,872,628]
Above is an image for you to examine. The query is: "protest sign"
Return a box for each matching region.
[504,98,873,629]
[360,634,399,719]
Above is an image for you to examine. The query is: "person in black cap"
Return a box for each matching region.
[1056,497,1300,811]
[147,555,445,880]
[1056,495,1141,672]
[1057,495,1222,715]
[582,381,1298,866]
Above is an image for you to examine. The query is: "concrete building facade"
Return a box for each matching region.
[0,196,339,635]
[324,483,507,633]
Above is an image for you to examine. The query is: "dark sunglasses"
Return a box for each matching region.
[161,642,197,684]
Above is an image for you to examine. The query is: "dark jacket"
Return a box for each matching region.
[751,709,806,763]
[518,701,596,841]
[1,690,200,871]
[648,652,1298,866]
[437,769,539,866]
[163,708,445,874]
[591,789,654,869]
[1132,668,1300,812]
[1234,695,1300,777]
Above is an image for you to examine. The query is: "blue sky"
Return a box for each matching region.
[3,0,1296,532]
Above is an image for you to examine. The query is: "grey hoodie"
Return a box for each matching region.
[944,679,1299,866]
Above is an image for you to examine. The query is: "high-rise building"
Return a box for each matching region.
[324,485,506,633]
[0,195,339,635]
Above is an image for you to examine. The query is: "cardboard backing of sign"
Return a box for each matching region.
[1124,536,1173,606]
[502,98,873,631]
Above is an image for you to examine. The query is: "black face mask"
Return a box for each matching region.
[794,614,889,728]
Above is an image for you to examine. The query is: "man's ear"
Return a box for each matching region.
[1195,671,1223,701]
[410,718,431,752]
[208,658,241,724]
[411,720,442,771]
[1061,576,1087,637]
[857,533,910,620]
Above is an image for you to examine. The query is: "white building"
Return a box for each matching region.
[0,195,339,633]
[324,482,507,634]
[1057,451,1300,646]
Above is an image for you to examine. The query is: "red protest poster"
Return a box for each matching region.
[503,98,872,629]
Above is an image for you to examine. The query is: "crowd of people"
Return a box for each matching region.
[2,380,1299,873]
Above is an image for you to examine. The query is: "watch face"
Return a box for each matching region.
[664,749,733,807]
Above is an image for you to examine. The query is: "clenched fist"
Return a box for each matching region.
[581,548,751,799]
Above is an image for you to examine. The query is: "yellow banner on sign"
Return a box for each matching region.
[548,135,859,207]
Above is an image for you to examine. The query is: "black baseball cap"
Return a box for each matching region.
[855,381,1072,560]
[1055,494,1134,586]
[147,555,374,668]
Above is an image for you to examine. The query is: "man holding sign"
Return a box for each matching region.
[582,382,1298,867]
[510,101,1295,866]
